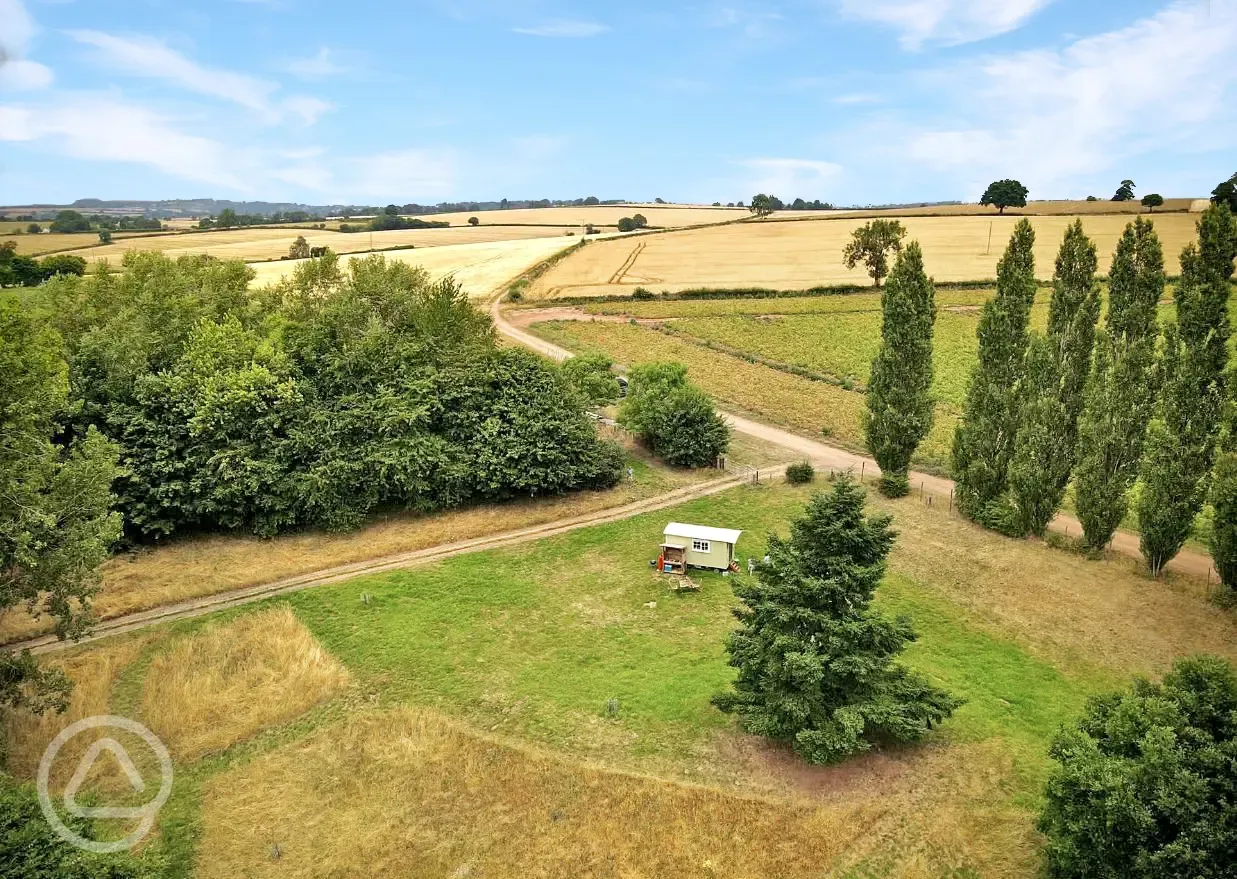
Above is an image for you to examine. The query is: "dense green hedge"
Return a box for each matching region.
[32,251,622,538]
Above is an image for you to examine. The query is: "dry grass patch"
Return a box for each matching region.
[197,707,1032,879]
[140,606,350,760]
[0,452,701,645]
[1,635,153,786]
[531,213,1201,299]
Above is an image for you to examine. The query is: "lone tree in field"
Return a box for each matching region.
[1112,179,1137,202]
[1039,654,1237,879]
[1138,204,1237,575]
[843,219,907,287]
[97,230,112,244]
[713,479,960,765]
[1074,219,1165,550]
[952,219,1038,522]
[632,213,648,229]
[1,300,121,713]
[1141,193,1164,212]
[1212,171,1237,212]
[288,235,311,260]
[865,241,936,497]
[749,194,775,218]
[980,179,1029,214]
[468,216,479,226]
[619,361,729,467]
[1006,221,1101,536]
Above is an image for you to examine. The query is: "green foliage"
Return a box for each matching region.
[26,223,41,234]
[1075,219,1165,549]
[785,461,815,484]
[0,244,90,288]
[842,220,907,287]
[979,179,1029,213]
[619,361,729,467]
[1112,179,1137,202]
[369,213,448,231]
[713,480,960,764]
[1212,172,1237,213]
[1007,220,1101,536]
[49,210,90,233]
[864,242,936,497]
[0,775,164,878]
[1141,193,1164,212]
[0,297,121,711]
[952,219,1037,520]
[561,353,621,406]
[1210,451,1237,596]
[32,252,621,539]
[1138,206,1236,574]
[1038,654,1237,879]
[468,216,479,226]
[748,194,775,218]
[617,217,637,233]
[97,230,111,244]
[39,255,87,279]
[632,213,648,229]
[288,235,311,260]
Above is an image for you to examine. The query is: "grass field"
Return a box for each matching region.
[0,440,737,645]
[6,479,1233,877]
[530,213,1203,299]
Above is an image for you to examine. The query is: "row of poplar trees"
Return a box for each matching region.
[865,203,1237,585]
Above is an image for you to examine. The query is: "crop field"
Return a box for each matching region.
[247,235,580,298]
[776,198,1198,221]
[529,213,1203,299]
[7,480,1232,877]
[403,203,750,229]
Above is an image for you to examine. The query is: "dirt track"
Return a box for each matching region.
[491,299,1214,580]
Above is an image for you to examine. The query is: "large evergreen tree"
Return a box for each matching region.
[864,242,936,497]
[713,479,960,765]
[1138,205,1236,575]
[1007,221,1101,535]
[1074,219,1165,550]
[952,219,1038,522]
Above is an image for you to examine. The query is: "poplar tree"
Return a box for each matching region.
[865,241,936,497]
[952,219,1037,521]
[1138,205,1236,575]
[1007,221,1101,535]
[1205,205,1237,592]
[1074,219,1165,550]
[712,479,959,765]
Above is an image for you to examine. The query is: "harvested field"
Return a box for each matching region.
[140,606,350,760]
[406,203,750,229]
[0,447,707,645]
[530,213,1203,299]
[248,236,579,298]
[777,198,1198,221]
[59,223,581,265]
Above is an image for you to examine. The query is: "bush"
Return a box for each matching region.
[619,361,729,467]
[1038,654,1237,878]
[468,216,479,226]
[562,353,620,406]
[617,217,636,233]
[631,287,654,300]
[785,461,815,484]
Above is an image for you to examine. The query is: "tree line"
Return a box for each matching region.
[0,242,87,287]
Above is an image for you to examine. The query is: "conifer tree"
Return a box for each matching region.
[1007,221,1101,535]
[1139,205,1236,575]
[865,242,936,497]
[1074,219,1165,550]
[713,479,960,765]
[952,219,1038,521]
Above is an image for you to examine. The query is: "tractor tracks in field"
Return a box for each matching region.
[608,241,646,284]
[17,472,770,656]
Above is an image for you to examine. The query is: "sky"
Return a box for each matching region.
[0,0,1234,206]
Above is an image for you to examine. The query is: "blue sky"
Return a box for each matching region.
[1,0,1234,206]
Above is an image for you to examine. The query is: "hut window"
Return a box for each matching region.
[692,539,711,552]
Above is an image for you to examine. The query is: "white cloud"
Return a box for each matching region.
[707,4,785,38]
[904,1,1237,196]
[66,29,331,124]
[837,0,1055,49]
[281,47,350,79]
[739,158,844,196]
[832,92,881,105]
[344,148,457,198]
[0,0,52,90]
[513,20,608,37]
[0,96,247,189]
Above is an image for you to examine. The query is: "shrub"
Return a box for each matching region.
[785,461,815,484]
[1039,654,1237,878]
[468,216,479,226]
[618,217,637,232]
[562,353,620,406]
[619,361,729,467]
[631,287,654,300]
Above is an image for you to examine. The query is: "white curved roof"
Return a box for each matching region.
[664,522,743,545]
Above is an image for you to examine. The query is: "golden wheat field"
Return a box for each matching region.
[530,213,1204,299]
[410,203,750,229]
[248,235,579,297]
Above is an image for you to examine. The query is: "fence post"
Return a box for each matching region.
[860,462,865,483]
[948,489,953,514]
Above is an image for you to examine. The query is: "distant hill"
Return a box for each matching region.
[0,197,632,219]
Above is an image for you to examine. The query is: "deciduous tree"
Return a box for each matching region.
[1138,205,1236,575]
[619,361,728,467]
[979,179,1028,214]
[952,220,1038,521]
[864,241,936,497]
[749,194,775,218]
[1007,221,1101,536]
[1212,171,1237,212]
[1112,179,1136,201]
[288,235,311,260]
[713,479,959,764]
[842,219,907,287]
[1074,219,1165,550]
[1141,193,1164,212]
